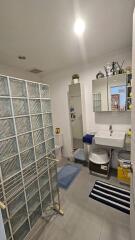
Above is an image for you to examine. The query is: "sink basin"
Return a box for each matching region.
[95,131,125,148]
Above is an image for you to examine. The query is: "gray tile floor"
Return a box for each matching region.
[37,165,130,240]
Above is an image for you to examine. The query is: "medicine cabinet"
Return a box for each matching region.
[92,73,132,112]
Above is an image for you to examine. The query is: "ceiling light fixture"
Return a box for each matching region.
[74,18,85,36]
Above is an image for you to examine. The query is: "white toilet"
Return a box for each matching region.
[89,149,110,177]
[55,133,63,160]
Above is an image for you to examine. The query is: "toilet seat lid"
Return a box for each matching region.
[89,149,109,164]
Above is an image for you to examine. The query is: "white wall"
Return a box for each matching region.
[0,63,41,82]
[41,48,132,158]
[0,50,131,159]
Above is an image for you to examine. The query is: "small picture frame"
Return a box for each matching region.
[55,128,60,134]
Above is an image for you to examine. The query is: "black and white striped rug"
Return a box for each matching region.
[89,180,130,214]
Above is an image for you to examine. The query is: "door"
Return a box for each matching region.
[131,8,135,240]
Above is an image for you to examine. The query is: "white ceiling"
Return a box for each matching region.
[0,0,134,75]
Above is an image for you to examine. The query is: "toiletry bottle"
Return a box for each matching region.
[127,128,132,137]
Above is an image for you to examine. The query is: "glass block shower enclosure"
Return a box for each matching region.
[0,75,59,240]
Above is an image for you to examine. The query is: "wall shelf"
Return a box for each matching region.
[126,74,132,111]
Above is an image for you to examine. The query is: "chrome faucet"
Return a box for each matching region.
[109,125,113,136]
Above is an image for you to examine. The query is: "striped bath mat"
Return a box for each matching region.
[89,180,130,214]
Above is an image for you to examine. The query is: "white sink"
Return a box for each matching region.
[95,131,125,148]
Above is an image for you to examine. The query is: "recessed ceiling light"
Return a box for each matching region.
[74,18,85,36]
[18,56,26,60]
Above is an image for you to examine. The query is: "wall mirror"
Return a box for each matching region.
[68,83,83,150]
[92,78,108,111]
[108,74,127,111]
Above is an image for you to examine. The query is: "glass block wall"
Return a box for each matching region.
[0,75,59,240]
